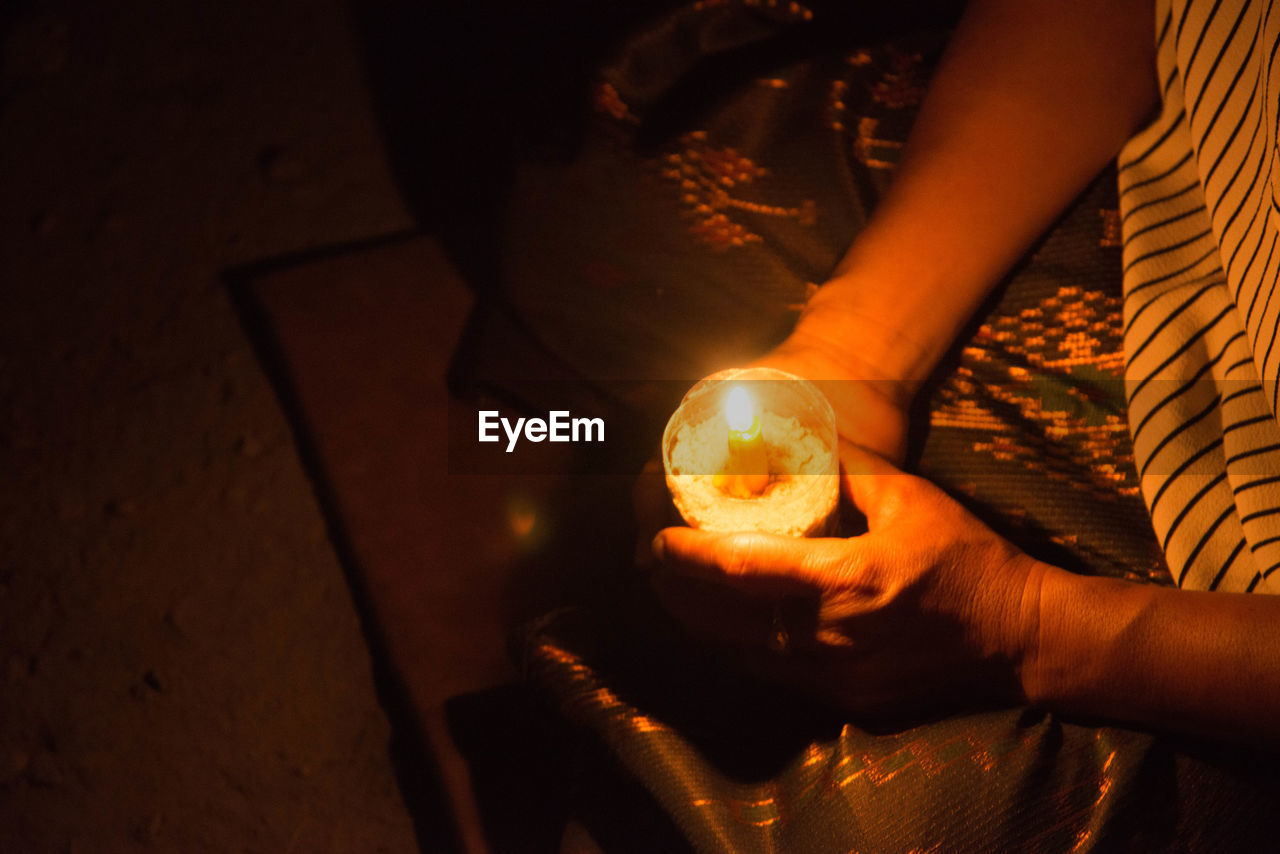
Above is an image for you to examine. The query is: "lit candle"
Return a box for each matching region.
[662,367,838,537]
[713,385,770,498]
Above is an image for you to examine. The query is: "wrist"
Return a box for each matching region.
[788,295,923,402]
[798,276,941,390]
[1011,556,1058,708]
[1017,565,1128,711]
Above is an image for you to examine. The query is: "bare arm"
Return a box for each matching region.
[1026,565,1280,746]
[789,0,1159,391]
[657,447,1280,748]
[840,0,1280,743]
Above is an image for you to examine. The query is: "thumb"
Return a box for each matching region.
[838,439,921,530]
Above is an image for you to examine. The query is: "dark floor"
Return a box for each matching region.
[0,2,474,850]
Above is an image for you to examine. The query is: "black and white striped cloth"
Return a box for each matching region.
[1118,0,1280,591]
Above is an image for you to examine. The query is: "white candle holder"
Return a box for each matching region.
[661,367,839,537]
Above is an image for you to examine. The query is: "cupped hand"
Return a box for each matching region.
[636,293,920,565]
[650,441,1047,718]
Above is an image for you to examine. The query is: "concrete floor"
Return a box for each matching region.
[0,1,440,849]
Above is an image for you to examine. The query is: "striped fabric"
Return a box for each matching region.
[1118,0,1280,591]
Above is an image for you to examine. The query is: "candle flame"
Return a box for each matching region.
[726,386,754,432]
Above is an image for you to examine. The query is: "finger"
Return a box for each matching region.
[653,527,853,593]
[837,439,922,529]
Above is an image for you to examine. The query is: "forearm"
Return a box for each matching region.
[803,0,1158,383]
[1025,566,1280,746]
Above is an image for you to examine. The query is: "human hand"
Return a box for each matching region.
[753,290,921,465]
[650,441,1046,719]
[636,290,922,565]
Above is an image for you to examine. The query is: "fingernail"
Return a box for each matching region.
[651,533,666,561]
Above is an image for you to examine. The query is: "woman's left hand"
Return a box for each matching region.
[650,441,1047,718]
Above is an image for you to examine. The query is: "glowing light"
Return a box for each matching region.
[506,496,537,540]
[717,384,769,497]
[726,386,755,432]
[509,508,536,538]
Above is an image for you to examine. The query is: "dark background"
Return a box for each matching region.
[0,1,435,849]
[0,0,662,848]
